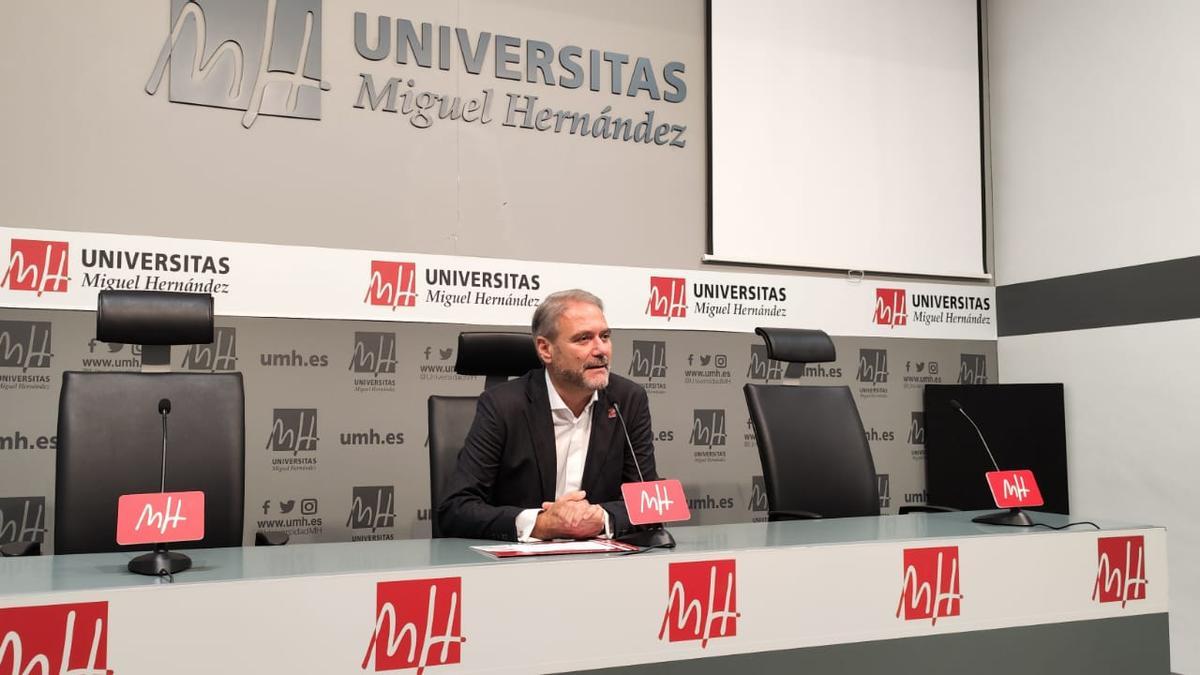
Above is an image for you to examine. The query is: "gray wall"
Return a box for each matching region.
[989,1,1199,671]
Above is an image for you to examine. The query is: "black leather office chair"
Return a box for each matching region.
[427,332,541,538]
[743,328,880,520]
[1,291,281,558]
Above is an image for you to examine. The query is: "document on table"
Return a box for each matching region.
[471,539,639,558]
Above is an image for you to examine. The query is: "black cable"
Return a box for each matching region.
[1030,520,1101,531]
[618,542,673,556]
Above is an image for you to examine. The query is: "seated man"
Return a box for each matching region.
[437,289,659,541]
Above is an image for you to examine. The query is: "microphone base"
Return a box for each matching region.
[616,527,676,549]
[972,508,1035,527]
[128,547,192,576]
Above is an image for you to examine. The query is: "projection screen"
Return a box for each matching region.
[708,0,986,278]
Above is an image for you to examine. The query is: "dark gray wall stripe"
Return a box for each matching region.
[570,614,1170,674]
[998,256,1200,336]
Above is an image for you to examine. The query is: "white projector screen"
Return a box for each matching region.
[709,0,986,278]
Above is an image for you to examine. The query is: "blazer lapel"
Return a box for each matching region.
[524,370,557,502]
[581,389,618,494]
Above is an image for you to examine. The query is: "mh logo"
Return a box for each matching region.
[145,0,329,129]
[0,321,53,372]
[0,602,109,675]
[907,412,925,445]
[266,408,319,455]
[362,577,465,673]
[659,559,738,647]
[746,344,783,382]
[857,349,888,384]
[351,332,398,376]
[366,261,418,310]
[181,327,238,371]
[896,546,962,625]
[628,340,668,380]
[748,476,768,512]
[958,354,988,384]
[877,474,891,509]
[2,239,69,296]
[347,486,396,532]
[646,276,687,320]
[688,409,727,449]
[0,496,46,544]
[1093,536,1147,608]
[874,288,907,327]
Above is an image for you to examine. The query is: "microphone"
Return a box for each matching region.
[130,396,192,576]
[610,400,676,550]
[949,399,1034,527]
[157,398,172,491]
[949,399,999,471]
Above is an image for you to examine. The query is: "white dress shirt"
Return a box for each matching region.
[514,371,613,541]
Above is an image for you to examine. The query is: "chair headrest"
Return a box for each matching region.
[455,332,543,377]
[96,291,214,346]
[755,327,836,364]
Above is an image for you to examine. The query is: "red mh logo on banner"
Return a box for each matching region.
[646,276,687,320]
[659,559,738,647]
[874,288,906,328]
[1093,535,1147,608]
[896,546,962,625]
[365,261,417,310]
[2,239,70,296]
[362,577,466,673]
[0,601,109,674]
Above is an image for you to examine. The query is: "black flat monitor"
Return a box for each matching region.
[923,384,1069,514]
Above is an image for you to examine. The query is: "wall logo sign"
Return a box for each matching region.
[267,408,319,472]
[646,276,687,320]
[145,0,329,129]
[181,327,238,371]
[874,288,907,328]
[907,412,925,446]
[1093,536,1147,608]
[877,474,891,509]
[659,559,738,647]
[857,348,889,398]
[688,409,727,450]
[347,485,396,541]
[0,602,110,675]
[0,321,53,372]
[748,475,768,513]
[896,546,962,625]
[366,261,418,310]
[857,349,888,385]
[0,496,46,545]
[351,332,398,376]
[2,239,69,296]
[746,344,783,382]
[958,354,988,384]
[362,577,466,672]
[689,409,727,464]
[628,340,668,381]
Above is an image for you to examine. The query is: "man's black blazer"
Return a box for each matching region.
[436,369,659,541]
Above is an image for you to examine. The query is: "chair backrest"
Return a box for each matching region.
[426,396,480,538]
[744,383,880,519]
[426,332,542,538]
[55,371,245,554]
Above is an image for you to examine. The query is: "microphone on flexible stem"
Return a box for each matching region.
[949,399,1034,527]
[610,401,676,550]
[129,397,193,577]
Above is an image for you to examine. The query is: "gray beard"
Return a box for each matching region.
[552,363,609,391]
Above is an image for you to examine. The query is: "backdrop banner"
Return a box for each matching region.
[0,226,995,340]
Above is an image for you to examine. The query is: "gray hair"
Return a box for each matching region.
[532,289,605,339]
